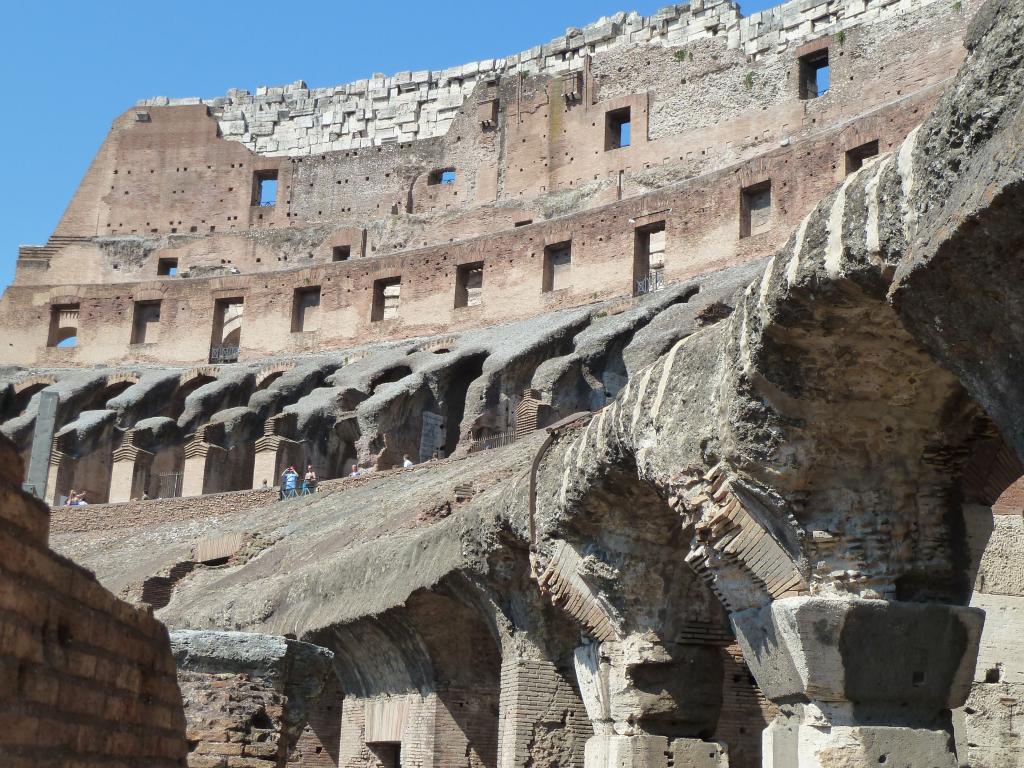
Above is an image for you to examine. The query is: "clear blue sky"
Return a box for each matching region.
[0,0,775,292]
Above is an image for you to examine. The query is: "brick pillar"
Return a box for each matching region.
[182,438,227,497]
[497,638,590,768]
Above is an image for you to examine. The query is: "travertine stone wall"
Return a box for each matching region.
[0,434,188,767]
[139,0,949,155]
[958,497,1024,768]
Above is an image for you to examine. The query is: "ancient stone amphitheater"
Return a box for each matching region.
[1,0,1022,765]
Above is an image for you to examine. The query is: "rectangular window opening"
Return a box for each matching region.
[47,304,80,348]
[605,107,631,150]
[369,743,401,768]
[845,140,880,175]
[131,300,162,345]
[740,181,772,239]
[253,169,279,206]
[454,262,484,308]
[799,50,830,99]
[332,245,351,262]
[633,222,666,296]
[211,298,244,363]
[291,286,322,333]
[542,241,572,293]
[157,257,178,277]
[428,168,456,185]
[371,277,402,322]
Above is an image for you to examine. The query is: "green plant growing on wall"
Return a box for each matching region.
[745,72,754,90]
[674,49,687,61]
[836,29,846,46]
[952,0,962,11]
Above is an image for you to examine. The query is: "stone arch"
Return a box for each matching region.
[532,446,751,763]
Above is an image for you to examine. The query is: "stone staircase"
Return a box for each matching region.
[17,234,91,265]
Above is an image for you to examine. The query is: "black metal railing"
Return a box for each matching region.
[209,345,240,364]
[635,270,665,296]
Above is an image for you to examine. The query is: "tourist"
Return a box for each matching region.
[259,479,270,492]
[66,489,78,506]
[302,464,317,494]
[76,492,88,506]
[349,465,361,478]
[281,466,299,498]
[403,454,414,468]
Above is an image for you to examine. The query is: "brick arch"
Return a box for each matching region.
[105,372,140,388]
[2,377,57,423]
[255,364,294,389]
[13,375,57,394]
[178,367,219,387]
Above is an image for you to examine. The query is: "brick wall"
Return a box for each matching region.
[178,670,287,767]
[287,672,343,767]
[497,653,590,768]
[715,643,776,768]
[49,485,276,534]
[48,469,408,535]
[0,81,939,369]
[0,434,188,767]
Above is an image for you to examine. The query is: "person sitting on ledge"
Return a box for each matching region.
[76,492,88,506]
[349,465,361,478]
[66,489,78,506]
[403,454,414,469]
[259,479,271,492]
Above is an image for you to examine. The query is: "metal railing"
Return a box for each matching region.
[635,270,665,296]
[209,345,240,364]
[157,472,183,499]
[468,428,519,454]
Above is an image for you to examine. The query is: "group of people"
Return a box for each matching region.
[64,490,88,506]
[276,464,318,499]
[347,454,414,479]
[263,454,419,496]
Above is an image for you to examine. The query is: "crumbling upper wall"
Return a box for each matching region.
[143,0,951,156]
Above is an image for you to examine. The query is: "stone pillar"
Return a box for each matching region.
[252,436,302,489]
[731,597,984,768]
[24,390,58,498]
[574,640,727,768]
[44,444,72,506]
[109,431,153,503]
[182,438,227,497]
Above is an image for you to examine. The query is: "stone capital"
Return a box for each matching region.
[731,597,984,712]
